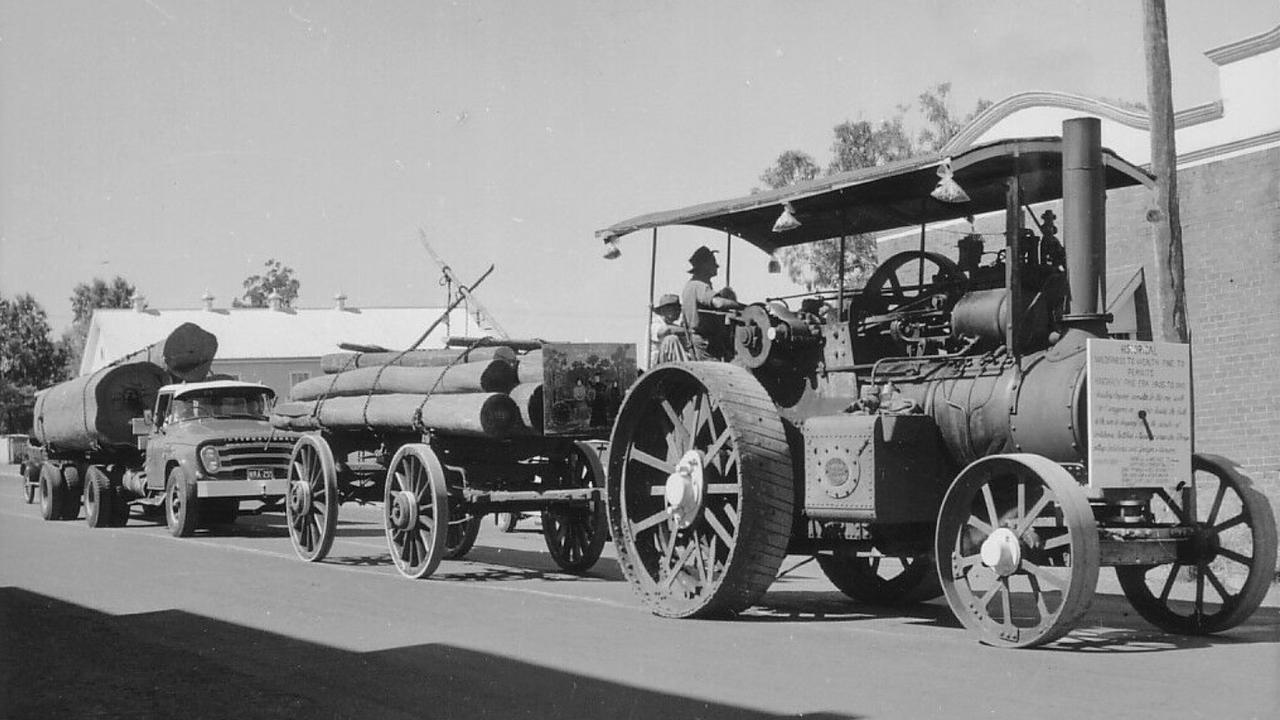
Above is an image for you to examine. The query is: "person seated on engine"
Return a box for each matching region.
[650,293,689,364]
[681,246,744,361]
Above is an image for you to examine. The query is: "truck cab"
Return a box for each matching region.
[126,380,298,535]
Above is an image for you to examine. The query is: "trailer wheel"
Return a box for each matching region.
[542,441,608,573]
[935,454,1098,648]
[817,551,942,606]
[286,435,339,562]
[606,362,794,618]
[84,466,117,529]
[22,463,39,504]
[38,463,63,521]
[384,444,449,579]
[165,466,200,537]
[59,464,84,520]
[1115,453,1278,635]
[442,514,481,560]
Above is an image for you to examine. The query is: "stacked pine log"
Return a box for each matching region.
[32,322,220,454]
[271,347,546,437]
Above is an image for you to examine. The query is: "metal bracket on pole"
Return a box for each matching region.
[418,229,510,339]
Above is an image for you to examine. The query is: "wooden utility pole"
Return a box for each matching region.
[1143,0,1190,343]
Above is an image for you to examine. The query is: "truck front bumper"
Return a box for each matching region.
[196,479,289,499]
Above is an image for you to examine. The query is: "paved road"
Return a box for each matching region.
[2,475,1277,719]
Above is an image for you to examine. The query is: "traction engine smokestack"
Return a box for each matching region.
[1062,117,1108,335]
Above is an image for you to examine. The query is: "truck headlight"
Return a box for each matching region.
[199,446,221,473]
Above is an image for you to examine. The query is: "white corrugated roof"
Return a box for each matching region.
[84,305,472,373]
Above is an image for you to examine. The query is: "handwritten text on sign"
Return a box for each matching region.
[1087,339,1191,488]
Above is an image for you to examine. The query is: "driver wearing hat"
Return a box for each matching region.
[681,246,743,360]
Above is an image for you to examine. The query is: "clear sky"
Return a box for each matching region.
[2,1,1277,347]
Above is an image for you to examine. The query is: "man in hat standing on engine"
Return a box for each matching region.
[681,245,743,360]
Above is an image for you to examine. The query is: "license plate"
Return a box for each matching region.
[247,468,274,481]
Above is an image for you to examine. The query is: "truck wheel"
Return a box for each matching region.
[541,441,608,573]
[59,464,84,520]
[935,454,1099,648]
[165,466,200,537]
[38,463,63,521]
[22,463,39,504]
[606,363,795,618]
[84,466,117,529]
[1116,453,1278,635]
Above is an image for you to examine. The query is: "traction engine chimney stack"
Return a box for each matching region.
[1062,117,1108,336]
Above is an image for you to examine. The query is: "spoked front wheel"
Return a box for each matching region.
[936,454,1099,648]
[1116,453,1278,635]
[541,441,608,573]
[286,435,340,562]
[383,444,449,579]
[606,363,794,618]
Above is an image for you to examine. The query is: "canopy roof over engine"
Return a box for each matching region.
[596,136,1154,254]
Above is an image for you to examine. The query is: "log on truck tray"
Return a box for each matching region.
[320,346,516,374]
[271,392,522,436]
[32,362,167,454]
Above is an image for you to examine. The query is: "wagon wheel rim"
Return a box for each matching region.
[383,444,449,579]
[541,441,608,573]
[607,363,793,618]
[286,436,339,562]
[1116,453,1278,635]
[936,454,1099,648]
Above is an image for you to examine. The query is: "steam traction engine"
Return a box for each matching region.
[596,118,1276,647]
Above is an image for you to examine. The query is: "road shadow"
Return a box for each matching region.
[0,587,861,720]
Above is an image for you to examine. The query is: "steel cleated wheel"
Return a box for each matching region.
[165,466,200,537]
[286,435,339,562]
[1116,453,1278,635]
[817,549,942,606]
[606,362,794,618]
[935,454,1099,648]
[83,465,117,529]
[384,444,449,579]
[541,441,609,574]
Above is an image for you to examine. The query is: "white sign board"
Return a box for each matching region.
[1086,339,1192,489]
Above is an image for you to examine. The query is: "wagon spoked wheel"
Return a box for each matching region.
[383,444,449,580]
[1116,453,1278,635]
[935,454,1099,648]
[442,513,481,560]
[817,551,942,606]
[606,363,794,618]
[286,435,339,562]
[541,441,609,573]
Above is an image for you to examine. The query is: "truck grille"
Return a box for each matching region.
[212,440,295,478]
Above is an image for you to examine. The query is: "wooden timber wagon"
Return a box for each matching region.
[271,340,637,579]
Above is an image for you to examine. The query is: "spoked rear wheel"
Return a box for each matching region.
[384,444,449,579]
[606,363,794,618]
[442,514,481,560]
[541,441,608,573]
[936,454,1099,648]
[286,435,339,562]
[1116,453,1278,635]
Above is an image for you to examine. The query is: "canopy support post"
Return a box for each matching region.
[724,231,732,286]
[647,228,658,369]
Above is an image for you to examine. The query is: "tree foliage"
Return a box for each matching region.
[1,294,69,433]
[235,259,300,308]
[60,275,137,378]
[759,83,991,289]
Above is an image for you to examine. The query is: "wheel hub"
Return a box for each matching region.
[980,527,1022,577]
[287,480,312,515]
[388,490,419,531]
[664,450,705,529]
